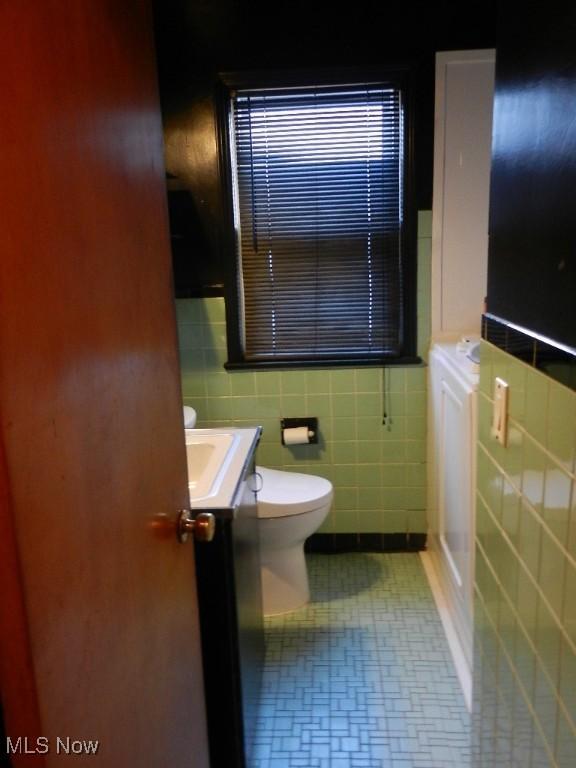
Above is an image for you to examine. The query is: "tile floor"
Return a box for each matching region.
[251,553,470,768]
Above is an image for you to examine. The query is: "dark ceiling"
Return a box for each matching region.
[153,0,499,102]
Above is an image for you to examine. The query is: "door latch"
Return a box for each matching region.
[177,510,216,543]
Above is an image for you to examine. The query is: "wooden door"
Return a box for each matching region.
[0,2,210,766]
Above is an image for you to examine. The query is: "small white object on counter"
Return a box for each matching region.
[432,340,480,383]
[183,405,197,428]
[456,336,474,353]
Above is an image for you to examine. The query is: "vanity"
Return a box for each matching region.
[186,427,263,768]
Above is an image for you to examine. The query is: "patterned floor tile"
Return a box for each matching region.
[250,553,471,768]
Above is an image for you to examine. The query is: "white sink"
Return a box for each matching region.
[185,427,260,510]
[186,431,235,499]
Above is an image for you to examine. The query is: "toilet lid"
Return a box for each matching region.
[256,465,333,518]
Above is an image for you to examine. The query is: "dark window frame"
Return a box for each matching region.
[216,66,419,370]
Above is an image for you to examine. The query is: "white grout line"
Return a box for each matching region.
[476,441,576,575]
[420,551,472,712]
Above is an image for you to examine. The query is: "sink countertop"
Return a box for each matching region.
[185,426,261,515]
[431,341,480,386]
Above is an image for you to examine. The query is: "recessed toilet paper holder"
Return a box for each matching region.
[280,417,318,445]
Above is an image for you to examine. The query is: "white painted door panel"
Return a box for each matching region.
[439,376,474,617]
[431,50,495,337]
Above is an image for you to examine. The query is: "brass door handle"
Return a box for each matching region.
[177,510,216,544]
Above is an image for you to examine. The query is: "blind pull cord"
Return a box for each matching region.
[382,366,392,431]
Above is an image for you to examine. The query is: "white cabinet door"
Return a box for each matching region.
[438,375,475,618]
[427,345,478,697]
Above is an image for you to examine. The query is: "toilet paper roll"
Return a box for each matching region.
[283,426,312,445]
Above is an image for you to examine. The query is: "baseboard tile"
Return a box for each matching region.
[305,532,427,554]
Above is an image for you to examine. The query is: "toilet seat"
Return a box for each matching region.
[256,465,333,518]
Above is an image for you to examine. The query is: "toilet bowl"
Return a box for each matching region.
[256,465,333,616]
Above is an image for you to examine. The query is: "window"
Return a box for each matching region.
[220,71,417,368]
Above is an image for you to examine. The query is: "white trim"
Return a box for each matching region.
[420,551,472,712]
[431,49,495,338]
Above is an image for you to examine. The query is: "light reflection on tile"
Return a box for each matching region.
[476,341,576,767]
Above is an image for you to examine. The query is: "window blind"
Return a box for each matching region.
[230,83,406,362]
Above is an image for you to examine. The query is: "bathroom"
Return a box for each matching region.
[160,0,575,763]
[0,2,574,768]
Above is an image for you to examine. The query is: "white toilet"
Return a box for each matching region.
[181,406,333,616]
[256,465,333,616]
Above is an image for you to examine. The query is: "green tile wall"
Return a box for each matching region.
[473,340,576,767]
[177,211,432,535]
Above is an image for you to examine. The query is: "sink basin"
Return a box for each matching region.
[185,427,261,510]
[186,431,235,499]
